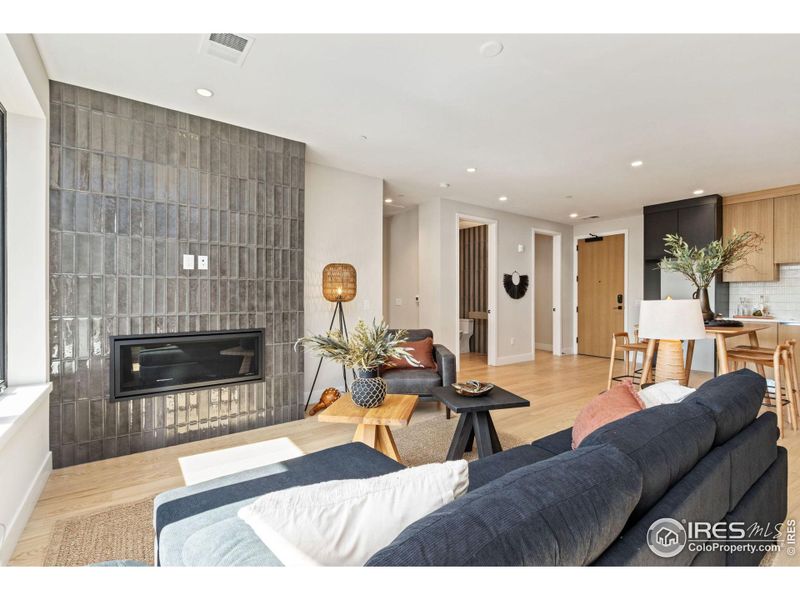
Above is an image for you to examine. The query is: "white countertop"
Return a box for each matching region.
[728,316,800,325]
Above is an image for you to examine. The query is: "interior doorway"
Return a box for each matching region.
[575,233,626,358]
[531,229,562,357]
[457,216,497,366]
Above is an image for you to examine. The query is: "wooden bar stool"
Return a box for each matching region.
[607,332,650,390]
[726,341,799,437]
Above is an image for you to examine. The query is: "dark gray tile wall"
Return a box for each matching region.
[48,81,305,468]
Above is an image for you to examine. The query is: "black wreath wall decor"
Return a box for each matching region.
[503,271,529,299]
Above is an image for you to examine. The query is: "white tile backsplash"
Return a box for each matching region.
[729,264,800,320]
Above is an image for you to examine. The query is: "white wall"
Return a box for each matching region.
[0,34,51,564]
[385,206,420,329]
[534,233,553,349]
[573,212,644,336]
[416,198,573,366]
[303,163,384,400]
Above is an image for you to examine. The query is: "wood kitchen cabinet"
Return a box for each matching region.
[774,195,800,264]
[722,198,777,282]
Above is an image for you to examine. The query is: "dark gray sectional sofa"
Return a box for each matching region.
[154,369,787,566]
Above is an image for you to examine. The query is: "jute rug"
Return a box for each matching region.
[42,415,514,566]
[43,499,155,566]
[393,413,525,466]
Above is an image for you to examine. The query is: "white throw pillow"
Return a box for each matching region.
[238,460,469,566]
[639,380,696,408]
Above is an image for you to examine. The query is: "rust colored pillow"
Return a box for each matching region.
[571,381,644,449]
[383,337,437,371]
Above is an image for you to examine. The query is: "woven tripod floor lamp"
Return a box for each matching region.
[304,263,357,410]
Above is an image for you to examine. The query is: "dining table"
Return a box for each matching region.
[638,322,772,386]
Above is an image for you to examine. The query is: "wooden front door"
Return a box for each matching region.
[577,234,625,358]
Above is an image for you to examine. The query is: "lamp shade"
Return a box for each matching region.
[322,263,357,302]
[638,299,706,341]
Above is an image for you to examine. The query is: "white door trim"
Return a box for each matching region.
[531,228,562,358]
[455,213,498,366]
[572,229,629,356]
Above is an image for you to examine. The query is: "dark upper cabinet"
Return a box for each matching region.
[678,203,717,250]
[643,209,678,260]
[643,195,724,303]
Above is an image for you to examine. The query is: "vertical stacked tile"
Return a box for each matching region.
[48,81,305,468]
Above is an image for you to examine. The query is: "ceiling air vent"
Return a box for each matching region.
[581,215,600,221]
[199,33,254,66]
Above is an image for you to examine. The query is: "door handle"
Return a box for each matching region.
[617,294,624,304]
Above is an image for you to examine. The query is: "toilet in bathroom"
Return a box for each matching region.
[459,319,474,354]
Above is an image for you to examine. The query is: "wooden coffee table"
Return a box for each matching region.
[316,393,418,462]
[432,385,530,460]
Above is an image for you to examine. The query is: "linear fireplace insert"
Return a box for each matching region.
[110,329,265,401]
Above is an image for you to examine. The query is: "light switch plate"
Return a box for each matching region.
[197,255,208,270]
[182,254,195,270]
[395,297,403,306]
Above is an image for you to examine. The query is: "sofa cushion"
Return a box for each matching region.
[155,442,404,565]
[581,401,716,522]
[725,446,787,566]
[594,444,732,566]
[531,427,573,456]
[365,444,643,566]
[382,368,442,396]
[683,369,766,445]
[468,445,556,491]
[726,413,779,509]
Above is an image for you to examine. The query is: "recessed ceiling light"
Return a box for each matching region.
[195,88,214,98]
[384,198,393,204]
[479,41,504,58]
[498,196,508,202]
[569,213,579,219]
[693,189,705,195]
[439,182,450,188]
[466,167,477,173]
[630,160,643,167]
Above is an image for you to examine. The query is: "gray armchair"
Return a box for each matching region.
[381,329,456,418]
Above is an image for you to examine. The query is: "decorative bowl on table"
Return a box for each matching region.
[452,380,494,397]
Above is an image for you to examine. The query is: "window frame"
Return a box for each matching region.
[0,102,7,391]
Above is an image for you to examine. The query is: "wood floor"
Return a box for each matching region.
[9,351,800,566]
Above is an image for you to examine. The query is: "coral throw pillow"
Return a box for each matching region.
[571,381,644,449]
[383,337,437,371]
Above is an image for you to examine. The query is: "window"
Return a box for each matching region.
[0,102,6,391]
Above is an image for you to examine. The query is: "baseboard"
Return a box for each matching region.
[0,450,51,565]
[534,343,552,351]
[494,352,534,366]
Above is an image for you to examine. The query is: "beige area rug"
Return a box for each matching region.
[393,412,525,467]
[44,499,154,566]
[42,416,522,566]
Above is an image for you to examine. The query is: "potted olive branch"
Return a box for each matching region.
[658,230,763,322]
[295,319,420,408]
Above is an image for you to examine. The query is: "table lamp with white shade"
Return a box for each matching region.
[638,299,707,385]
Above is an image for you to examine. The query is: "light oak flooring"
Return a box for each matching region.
[9,352,800,566]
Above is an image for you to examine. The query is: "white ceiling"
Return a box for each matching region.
[35,34,800,223]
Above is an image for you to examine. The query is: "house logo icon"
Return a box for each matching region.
[647,518,687,558]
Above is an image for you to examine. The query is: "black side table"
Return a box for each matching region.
[431,385,530,460]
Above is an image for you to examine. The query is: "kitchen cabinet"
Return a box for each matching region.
[774,195,800,264]
[643,195,722,301]
[643,209,678,261]
[722,198,777,282]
